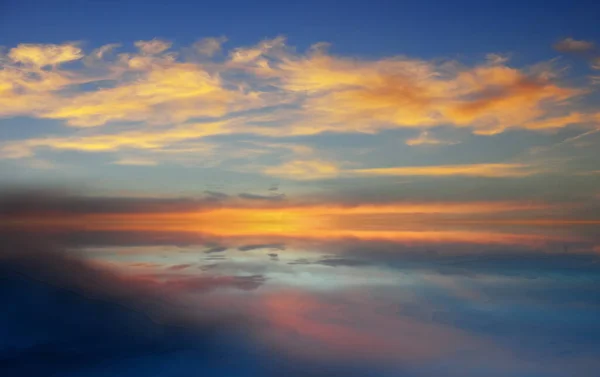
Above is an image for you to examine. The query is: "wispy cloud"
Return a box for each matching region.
[405,131,459,146]
[263,161,541,180]
[113,157,158,166]
[0,122,224,157]
[263,159,340,180]
[134,39,172,55]
[351,163,540,178]
[7,42,84,67]
[553,37,596,53]
[1,37,599,178]
[193,36,228,57]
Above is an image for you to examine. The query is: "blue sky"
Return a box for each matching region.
[2,0,600,57]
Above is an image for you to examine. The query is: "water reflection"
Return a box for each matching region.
[2,206,600,377]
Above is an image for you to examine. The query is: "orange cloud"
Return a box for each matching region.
[0,38,593,134]
[265,48,585,135]
[1,37,598,169]
[261,161,542,180]
[351,163,539,178]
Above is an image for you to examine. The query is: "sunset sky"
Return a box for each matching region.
[1,0,599,201]
[1,1,600,377]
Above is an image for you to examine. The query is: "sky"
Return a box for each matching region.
[1,1,600,376]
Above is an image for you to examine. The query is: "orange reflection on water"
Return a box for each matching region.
[2,202,593,247]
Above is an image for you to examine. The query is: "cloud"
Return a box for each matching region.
[113,157,158,166]
[238,192,286,201]
[485,53,510,65]
[315,258,370,267]
[351,163,539,178]
[205,246,228,253]
[204,190,230,200]
[288,258,311,265]
[89,43,121,60]
[167,263,193,270]
[228,36,287,69]
[8,42,83,67]
[524,112,592,130]
[405,131,458,146]
[134,39,172,55]
[0,37,590,132]
[0,189,221,215]
[264,47,584,135]
[0,40,260,128]
[194,36,227,56]
[42,64,239,127]
[1,37,598,170]
[238,243,286,251]
[552,38,600,74]
[0,121,224,157]
[264,159,340,180]
[263,161,541,180]
[553,37,596,53]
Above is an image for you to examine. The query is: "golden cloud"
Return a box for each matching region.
[0,37,599,172]
[43,63,240,127]
[261,160,541,180]
[270,51,583,135]
[8,43,83,67]
[351,163,538,178]
[0,41,261,128]
[0,122,226,157]
[0,38,594,134]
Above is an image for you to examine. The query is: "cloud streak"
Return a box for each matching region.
[351,163,539,178]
